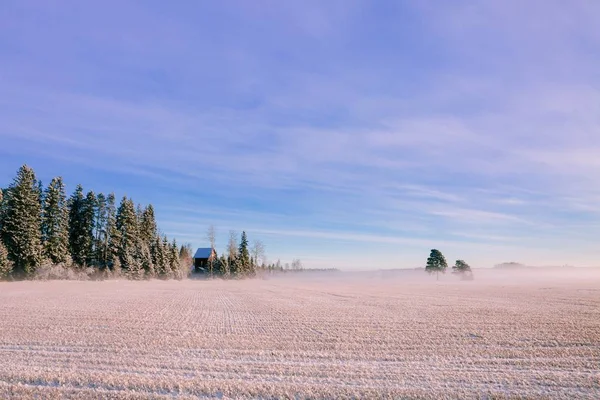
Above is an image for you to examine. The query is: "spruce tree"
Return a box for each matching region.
[105,193,118,268]
[139,205,157,246]
[212,254,223,276]
[238,231,250,277]
[94,193,108,267]
[139,240,155,277]
[42,177,70,264]
[170,239,181,277]
[425,249,448,280]
[228,255,238,277]
[115,197,138,271]
[152,236,167,277]
[82,191,97,266]
[0,165,43,275]
[219,254,229,278]
[0,188,6,238]
[0,240,13,278]
[68,185,87,266]
[125,251,144,280]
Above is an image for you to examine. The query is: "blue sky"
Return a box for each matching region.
[1,1,599,269]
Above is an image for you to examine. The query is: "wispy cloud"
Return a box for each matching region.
[1,0,599,268]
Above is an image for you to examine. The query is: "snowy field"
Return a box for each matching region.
[0,270,599,399]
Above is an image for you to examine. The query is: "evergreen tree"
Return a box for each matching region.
[0,240,13,278]
[136,204,144,225]
[212,254,222,276]
[125,251,144,280]
[0,189,7,246]
[115,197,138,271]
[82,191,97,266]
[0,165,43,275]
[105,193,118,268]
[0,188,5,231]
[169,238,179,275]
[36,180,44,208]
[139,205,157,246]
[152,236,168,277]
[238,231,250,276]
[453,259,474,280]
[136,240,154,278]
[94,193,108,267]
[228,255,238,277]
[68,185,87,266]
[42,177,70,264]
[453,259,471,272]
[218,254,230,278]
[425,249,448,280]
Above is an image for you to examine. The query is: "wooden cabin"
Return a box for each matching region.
[193,247,216,273]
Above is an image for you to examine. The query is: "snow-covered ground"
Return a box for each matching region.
[0,270,599,399]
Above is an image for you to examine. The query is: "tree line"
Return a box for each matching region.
[0,165,187,280]
[197,227,306,279]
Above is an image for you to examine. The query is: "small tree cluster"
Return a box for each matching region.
[425,249,473,280]
[0,165,185,280]
[197,228,270,280]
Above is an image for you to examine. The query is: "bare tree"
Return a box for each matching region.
[227,230,238,260]
[250,240,265,266]
[206,225,216,249]
[205,225,217,277]
[291,258,303,270]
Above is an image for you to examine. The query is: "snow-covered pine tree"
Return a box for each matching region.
[152,236,167,277]
[218,254,229,278]
[136,239,154,278]
[211,254,222,276]
[169,238,180,276]
[94,193,108,268]
[139,205,157,246]
[0,240,13,278]
[238,231,250,277]
[125,251,144,280]
[68,185,87,266]
[115,197,138,271]
[105,193,118,268]
[42,177,70,264]
[135,203,144,225]
[228,255,237,277]
[0,188,4,232]
[0,188,6,240]
[0,165,44,275]
[82,191,97,266]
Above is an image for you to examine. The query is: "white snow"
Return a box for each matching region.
[0,270,599,399]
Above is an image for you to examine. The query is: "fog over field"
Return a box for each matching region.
[1,269,599,399]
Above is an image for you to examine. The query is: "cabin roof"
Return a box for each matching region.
[194,247,214,259]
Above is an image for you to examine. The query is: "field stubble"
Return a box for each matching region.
[0,270,599,399]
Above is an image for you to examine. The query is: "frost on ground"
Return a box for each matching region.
[0,270,599,399]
